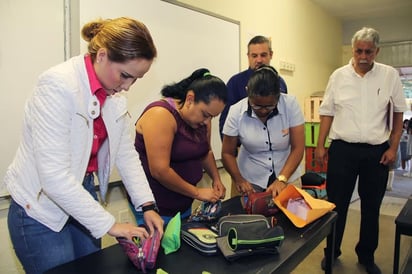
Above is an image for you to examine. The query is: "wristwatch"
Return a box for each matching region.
[142,203,159,213]
[277,175,288,184]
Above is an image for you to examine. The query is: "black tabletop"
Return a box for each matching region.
[46,196,337,274]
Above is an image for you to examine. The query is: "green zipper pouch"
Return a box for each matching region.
[227,225,284,251]
[216,214,284,261]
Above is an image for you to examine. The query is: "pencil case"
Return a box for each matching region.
[188,200,222,222]
[216,214,276,236]
[215,214,284,261]
[117,228,161,273]
[244,192,279,216]
[181,222,218,256]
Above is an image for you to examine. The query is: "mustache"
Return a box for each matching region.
[359,60,368,64]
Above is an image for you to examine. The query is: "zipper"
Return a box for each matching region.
[233,235,285,246]
[115,110,130,123]
[37,188,43,200]
[218,215,270,232]
[75,112,90,128]
[138,246,146,273]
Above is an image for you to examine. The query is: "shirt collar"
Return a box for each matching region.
[84,54,104,95]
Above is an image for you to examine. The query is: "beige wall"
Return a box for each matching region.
[342,45,352,65]
[180,0,342,103]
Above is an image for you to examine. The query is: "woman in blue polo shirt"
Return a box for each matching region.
[222,65,305,198]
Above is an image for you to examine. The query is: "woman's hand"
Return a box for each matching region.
[107,223,149,241]
[212,179,226,199]
[196,188,221,203]
[234,178,254,196]
[266,180,287,198]
[143,210,164,237]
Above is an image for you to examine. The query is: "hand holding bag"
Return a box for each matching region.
[117,229,161,273]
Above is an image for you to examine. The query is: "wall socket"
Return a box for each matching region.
[279,61,296,72]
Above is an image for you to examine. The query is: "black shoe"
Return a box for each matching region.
[320,256,339,271]
[320,249,341,270]
[358,262,382,274]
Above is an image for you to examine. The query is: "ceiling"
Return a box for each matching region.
[311,0,412,82]
[311,0,412,22]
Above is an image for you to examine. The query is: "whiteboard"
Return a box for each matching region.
[0,0,65,197]
[78,0,240,160]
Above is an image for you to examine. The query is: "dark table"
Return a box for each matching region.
[46,196,337,274]
[393,198,412,274]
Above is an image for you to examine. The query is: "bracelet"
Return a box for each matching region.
[277,175,288,184]
[142,203,159,213]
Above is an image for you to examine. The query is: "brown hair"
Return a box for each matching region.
[81,17,157,63]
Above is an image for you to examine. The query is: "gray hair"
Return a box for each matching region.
[351,27,380,48]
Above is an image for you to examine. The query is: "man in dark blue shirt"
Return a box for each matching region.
[219,35,287,137]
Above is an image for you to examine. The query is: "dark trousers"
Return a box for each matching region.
[326,140,389,264]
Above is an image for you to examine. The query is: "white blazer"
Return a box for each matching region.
[3,55,154,238]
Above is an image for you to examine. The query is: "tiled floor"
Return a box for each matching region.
[293,171,412,274]
[350,195,407,217]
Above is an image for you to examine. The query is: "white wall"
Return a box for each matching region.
[0,0,65,197]
[0,1,64,271]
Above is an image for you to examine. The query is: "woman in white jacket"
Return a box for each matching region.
[3,17,164,274]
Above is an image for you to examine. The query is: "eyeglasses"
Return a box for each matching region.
[249,103,277,111]
[354,48,375,55]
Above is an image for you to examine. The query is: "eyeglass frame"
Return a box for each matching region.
[248,98,278,111]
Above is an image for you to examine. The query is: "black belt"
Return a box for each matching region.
[333,139,388,148]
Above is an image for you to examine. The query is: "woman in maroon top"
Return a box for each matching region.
[133,68,227,224]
